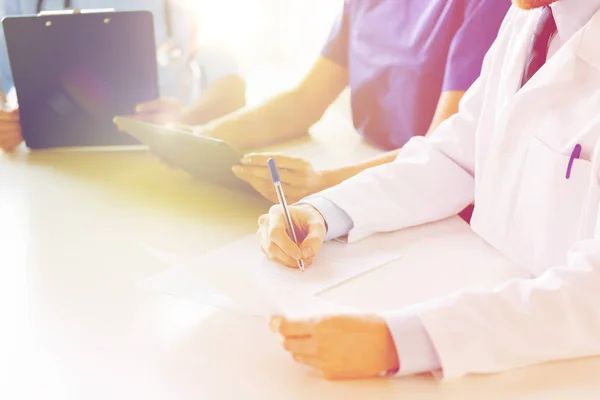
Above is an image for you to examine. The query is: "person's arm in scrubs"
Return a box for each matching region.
[233,0,501,203]
[175,2,358,151]
[131,4,350,202]
[135,44,247,126]
[0,0,23,152]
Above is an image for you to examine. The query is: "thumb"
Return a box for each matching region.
[136,100,162,113]
[300,222,325,260]
[166,123,195,133]
[136,98,179,113]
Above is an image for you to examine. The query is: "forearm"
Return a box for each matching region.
[179,75,247,126]
[318,90,464,190]
[425,90,465,136]
[202,57,347,151]
[321,150,400,189]
[201,87,326,151]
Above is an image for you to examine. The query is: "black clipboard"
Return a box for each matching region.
[3,11,159,149]
[113,116,255,193]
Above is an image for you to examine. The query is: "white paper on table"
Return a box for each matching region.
[140,263,359,318]
[188,233,406,297]
[140,230,408,317]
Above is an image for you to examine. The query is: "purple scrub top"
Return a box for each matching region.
[323,0,511,150]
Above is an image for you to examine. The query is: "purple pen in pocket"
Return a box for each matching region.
[566,144,582,180]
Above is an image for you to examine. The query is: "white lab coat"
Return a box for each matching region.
[316,6,600,378]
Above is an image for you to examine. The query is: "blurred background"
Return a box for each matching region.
[193,0,342,68]
[188,0,344,104]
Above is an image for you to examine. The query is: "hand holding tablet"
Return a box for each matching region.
[114,116,253,193]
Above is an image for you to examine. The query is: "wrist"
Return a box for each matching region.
[379,318,401,374]
[203,121,248,151]
[195,121,229,142]
[177,108,197,125]
[297,203,326,220]
[318,168,346,191]
[296,203,328,230]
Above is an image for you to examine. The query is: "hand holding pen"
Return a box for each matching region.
[260,158,327,270]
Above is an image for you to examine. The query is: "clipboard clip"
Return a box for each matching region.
[37,8,115,16]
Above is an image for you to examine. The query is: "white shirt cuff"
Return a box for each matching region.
[381,310,442,377]
[298,196,354,241]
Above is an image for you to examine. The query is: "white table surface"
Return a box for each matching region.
[1,111,599,400]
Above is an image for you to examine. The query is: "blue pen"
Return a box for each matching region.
[267,158,305,271]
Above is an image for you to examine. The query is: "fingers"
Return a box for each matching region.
[247,178,279,203]
[270,316,315,337]
[232,167,309,203]
[232,173,273,197]
[258,214,300,267]
[234,155,321,202]
[0,137,22,151]
[232,165,259,181]
[300,233,324,260]
[283,338,318,356]
[131,112,179,125]
[113,116,129,132]
[271,317,327,375]
[135,97,180,113]
[0,110,19,121]
[292,354,322,369]
[259,220,315,268]
[241,153,311,170]
[133,98,182,126]
[283,205,325,259]
[267,206,303,261]
[266,241,302,268]
[233,165,300,182]
[0,128,23,151]
[300,219,326,259]
[166,123,196,133]
[0,127,21,137]
[256,188,280,204]
[257,205,324,267]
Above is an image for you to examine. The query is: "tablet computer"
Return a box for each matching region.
[114,116,253,192]
[3,11,159,148]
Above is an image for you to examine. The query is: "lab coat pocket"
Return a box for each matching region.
[511,137,599,271]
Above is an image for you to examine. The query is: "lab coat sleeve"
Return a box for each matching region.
[298,197,354,241]
[387,239,600,379]
[382,311,441,376]
[308,76,482,242]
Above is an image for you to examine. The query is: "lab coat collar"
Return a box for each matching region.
[519,7,600,94]
[574,9,600,72]
[494,7,598,153]
[551,0,600,46]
